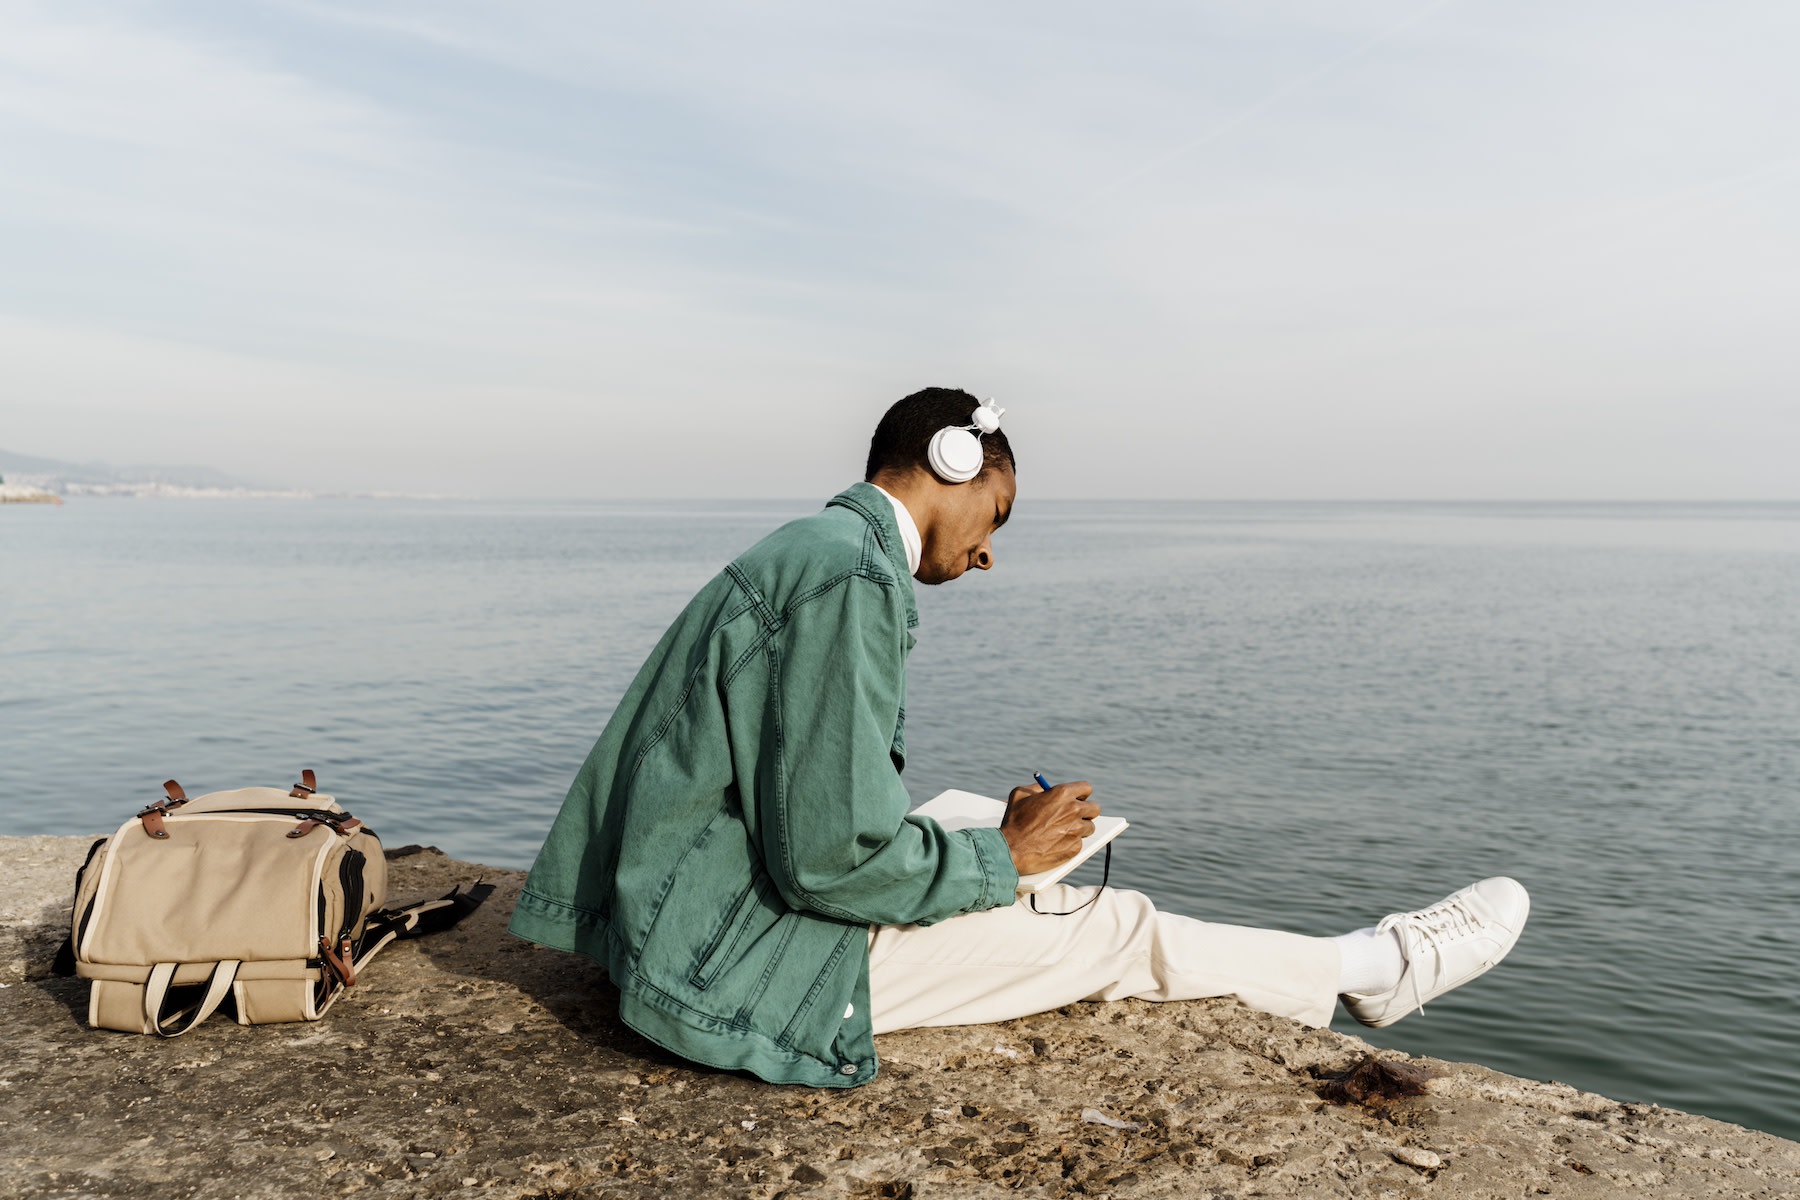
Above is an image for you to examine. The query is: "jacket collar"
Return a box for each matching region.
[827,482,919,629]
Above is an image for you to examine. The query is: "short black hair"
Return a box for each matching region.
[863,387,1017,482]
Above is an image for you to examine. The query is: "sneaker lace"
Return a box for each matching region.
[1374,894,1484,1016]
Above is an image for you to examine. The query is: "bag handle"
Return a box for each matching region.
[143,960,240,1037]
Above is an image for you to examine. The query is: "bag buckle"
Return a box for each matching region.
[319,935,357,988]
[287,813,363,839]
[137,780,189,840]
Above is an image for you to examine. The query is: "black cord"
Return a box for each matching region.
[1027,843,1112,916]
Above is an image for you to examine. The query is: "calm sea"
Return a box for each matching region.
[4,498,1797,1139]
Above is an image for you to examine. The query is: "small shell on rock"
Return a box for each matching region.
[1390,1146,1444,1171]
[1081,1109,1142,1131]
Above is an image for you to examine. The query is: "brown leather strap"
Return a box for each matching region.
[288,814,358,839]
[289,768,318,798]
[139,781,187,838]
[319,936,357,987]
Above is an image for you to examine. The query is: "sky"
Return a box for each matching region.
[1,0,1796,499]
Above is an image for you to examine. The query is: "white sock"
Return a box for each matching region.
[1332,926,1405,995]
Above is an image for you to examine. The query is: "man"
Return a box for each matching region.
[510,388,1528,1086]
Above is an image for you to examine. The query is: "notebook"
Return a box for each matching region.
[910,789,1129,894]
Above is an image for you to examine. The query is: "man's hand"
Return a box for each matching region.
[999,780,1099,876]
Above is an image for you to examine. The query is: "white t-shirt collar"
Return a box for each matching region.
[870,484,923,578]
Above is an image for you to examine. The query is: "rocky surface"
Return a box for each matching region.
[5,834,1797,1199]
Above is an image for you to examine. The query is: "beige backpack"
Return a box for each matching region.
[56,771,488,1036]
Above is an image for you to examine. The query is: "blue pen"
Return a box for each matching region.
[1033,771,1053,792]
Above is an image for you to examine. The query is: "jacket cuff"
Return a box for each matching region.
[967,825,1020,910]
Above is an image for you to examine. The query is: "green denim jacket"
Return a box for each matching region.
[509,483,1019,1086]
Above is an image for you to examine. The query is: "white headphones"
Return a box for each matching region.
[926,398,1006,484]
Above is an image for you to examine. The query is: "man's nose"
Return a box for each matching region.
[972,540,994,570]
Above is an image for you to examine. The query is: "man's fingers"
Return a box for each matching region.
[998,779,1106,874]
[1045,798,1100,821]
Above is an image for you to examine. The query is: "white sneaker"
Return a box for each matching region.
[1342,877,1530,1029]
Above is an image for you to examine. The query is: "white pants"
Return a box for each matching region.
[867,885,1342,1034]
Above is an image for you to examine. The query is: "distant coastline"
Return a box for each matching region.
[0,481,62,505]
[20,480,318,500]
[0,447,308,500]
[0,448,446,500]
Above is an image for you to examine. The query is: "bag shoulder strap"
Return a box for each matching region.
[352,881,497,971]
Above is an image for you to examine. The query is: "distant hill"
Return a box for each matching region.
[0,448,251,488]
[0,449,306,498]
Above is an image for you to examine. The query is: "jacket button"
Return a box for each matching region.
[839,1063,858,1076]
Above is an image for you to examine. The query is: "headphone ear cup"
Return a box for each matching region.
[927,427,984,483]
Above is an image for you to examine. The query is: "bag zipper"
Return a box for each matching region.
[338,849,366,943]
[315,847,368,991]
[71,837,108,952]
[228,806,364,827]
[162,807,373,840]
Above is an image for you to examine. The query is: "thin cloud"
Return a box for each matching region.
[0,1,1795,498]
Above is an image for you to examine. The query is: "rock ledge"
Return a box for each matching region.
[4,835,1795,1199]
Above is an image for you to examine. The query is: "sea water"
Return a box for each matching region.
[3,497,1796,1139]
